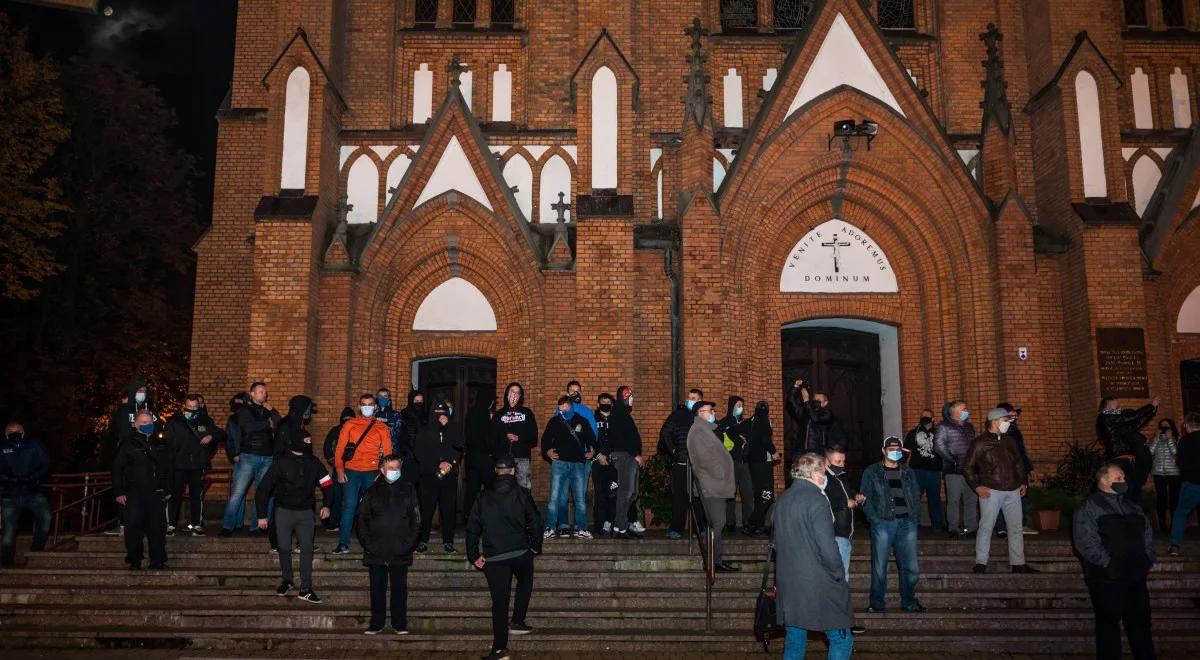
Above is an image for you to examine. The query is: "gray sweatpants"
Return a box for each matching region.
[945,474,978,532]
[275,507,316,591]
[726,460,754,528]
[611,451,640,532]
[976,488,1025,566]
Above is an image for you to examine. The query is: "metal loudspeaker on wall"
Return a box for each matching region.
[780,219,898,293]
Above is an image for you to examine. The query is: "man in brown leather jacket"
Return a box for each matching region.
[964,408,1039,575]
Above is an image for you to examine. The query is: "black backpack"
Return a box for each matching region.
[753,542,785,651]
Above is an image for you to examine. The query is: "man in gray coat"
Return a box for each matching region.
[687,400,738,572]
[774,452,854,659]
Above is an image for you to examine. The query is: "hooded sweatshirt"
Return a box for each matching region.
[165,406,219,471]
[399,389,429,455]
[744,402,776,464]
[105,376,159,464]
[606,390,642,456]
[414,414,466,477]
[255,433,333,516]
[716,396,751,462]
[223,392,248,461]
[323,407,356,463]
[274,395,314,458]
[491,382,538,459]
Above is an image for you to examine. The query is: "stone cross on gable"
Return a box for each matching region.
[447,56,468,87]
[551,191,571,223]
[336,194,354,222]
[685,17,708,54]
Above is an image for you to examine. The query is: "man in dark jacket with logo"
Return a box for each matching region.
[591,392,619,536]
[659,388,703,540]
[321,407,355,531]
[220,382,281,537]
[608,386,644,539]
[745,401,778,535]
[717,396,754,533]
[774,452,854,658]
[902,409,944,530]
[415,402,465,553]
[1097,396,1159,505]
[0,423,51,567]
[825,445,862,581]
[106,376,160,465]
[861,436,925,613]
[1073,462,1156,660]
[965,408,1038,574]
[541,396,597,539]
[113,411,172,570]
[467,456,543,660]
[934,400,978,537]
[491,383,538,490]
[165,394,218,535]
[254,428,332,604]
[356,454,421,635]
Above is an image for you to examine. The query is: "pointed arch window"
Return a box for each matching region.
[280,67,310,191]
[414,0,438,27]
[877,0,916,30]
[773,0,814,31]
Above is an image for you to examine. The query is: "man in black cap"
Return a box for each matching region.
[860,436,925,613]
[466,456,543,660]
[414,401,465,553]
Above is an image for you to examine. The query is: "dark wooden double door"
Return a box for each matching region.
[415,357,497,439]
[781,327,883,470]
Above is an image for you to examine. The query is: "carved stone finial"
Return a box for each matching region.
[447,56,468,87]
[682,17,712,128]
[980,23,1012,134]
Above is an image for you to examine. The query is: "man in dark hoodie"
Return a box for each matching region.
[255,425,332,604]
[608,386,645,540]
[113,411,172,570]
[491,383,538,490]
[267,395,317,551]
[591,392,619,536]
[322,406,356,531]
[541,396,597,539]
[356,454,421,635]
[415,401,466,553]
[902,409,944,530]
[744,401,779,535]
[463,396,497,526]
[375,388,405,454]
[400,389,429,457]
[717,396,754,533]
[165,394,218,535]
[220,382,281,537]
[1,422,52,567]
[659,388,703,540]
[466,456,543,660]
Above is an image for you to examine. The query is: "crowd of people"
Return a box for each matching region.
[2,373,1197,660]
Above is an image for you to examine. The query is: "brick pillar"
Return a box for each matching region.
[248,220,318,404]
[679,195,724,398]
[574,215,635,389]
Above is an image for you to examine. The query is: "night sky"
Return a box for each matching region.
[6,0,237,223]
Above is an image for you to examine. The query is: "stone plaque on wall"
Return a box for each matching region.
[1096,327,1150,398]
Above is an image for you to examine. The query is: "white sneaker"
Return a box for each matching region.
[602,521,612,533]
[1022,526,1039,536]
[573,529,593,539]
[542,529,556,540]
[103,525,125,536]
[630,521,646,533]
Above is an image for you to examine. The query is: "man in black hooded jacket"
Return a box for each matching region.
[322,406,356,531]
[266,395,317,551]
[113,411,172,570]
[107,376,160,464]
[1097,396,1159,505]
[608,386,644,539]
[717,396,753,533]
[399,390,428,456]
[659,388,703,539]
[414,401,465,553]
[744,401,778,534]
[165,394,218,535]
[491,383,538,490]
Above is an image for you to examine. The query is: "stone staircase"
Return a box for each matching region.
[1,530,1198,657]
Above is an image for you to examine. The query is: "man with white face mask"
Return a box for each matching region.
[686,400,738,572]
[964,409,1039,575]
[356,455,421,635]
[332,394,393,554]
[860,436,925,613]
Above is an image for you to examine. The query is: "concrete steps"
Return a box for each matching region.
[1,529,1198,656]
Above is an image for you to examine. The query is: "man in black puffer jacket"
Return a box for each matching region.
[659,388,703,539]
[467,456,543,660]
[356,454,421,635]
[165,394,219,535]
[414,402,466,553]
[1097,396,1159,505]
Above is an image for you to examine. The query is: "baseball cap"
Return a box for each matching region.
[882,436,903,449]
[494,456,516,470]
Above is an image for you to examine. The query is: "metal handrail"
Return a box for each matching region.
[685,460,716,633]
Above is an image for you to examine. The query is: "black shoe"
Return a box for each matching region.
[416,542,428,554]
[443,543,457,554]
[903,601,927,613]
[715,561,740,573]
[509,623,533,635]
[1011,564,1040,574]
[247,528,261,537]
[483,650,511,660]
[867,606,884,613]
[851,624,867,634]
[947,530,961,540]
[128,562,142,571]
[973,563,987,574]
[218,528,233,538]
[148,563,169,570]
[740,527,757,537]
[555,528,570,538]
[165,527,175,537]
[297,590,323,604]
[332,544,350,555]
[275,580,294,596]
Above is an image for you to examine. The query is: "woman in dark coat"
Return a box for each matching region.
[772,453,854,659]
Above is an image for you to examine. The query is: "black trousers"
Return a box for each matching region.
[592,462,617,530]
[669,462,690,534]
[1153,475,1182,530]
[1114,457,1149,506]
[483,552,534,652]
[419,473,458,544]
[124,492,167,567]
[463,454,494,523]
[748,462,775,530]
[170,468,205,526]
[1087,579,1156,660]
[368,563,409,630]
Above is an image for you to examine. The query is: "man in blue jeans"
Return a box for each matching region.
[220,383,281,537]
[1168,412,1200,557]
[541,396,596,539]
[0,423,52,567]
[861,436,926,613]
[774,452,854,660]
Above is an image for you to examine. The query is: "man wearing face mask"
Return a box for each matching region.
[964,409,1038,574]
[255,427,333,603]
[716,396,754,534]
[902,409,944,530]
[356,454,421,635]
[0,423,52,567]
[104,377,159,536]
[591,393,619,536]
[333,394,394,554]
[608,386,645,540]
[659,388,703,540]
[220,382,280,538]
[687,400,738,572]
[415,402,466,553]
[374,388,405,455]
[745,401,779,535]
[491,383,539,490]
[1097,396,1160,506]
[322,407,356,531]
[113,411,172,570]
[541,396,597,539]
[860,437,925,613]
[1073,463,1157,660]
[934,400,978,538]
[566,381,598,438]
[165,394,218,536]
[399,389,428,460]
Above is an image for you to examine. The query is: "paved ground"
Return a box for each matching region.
[0,652,1102,660]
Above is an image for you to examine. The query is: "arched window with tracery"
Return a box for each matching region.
[720,0,757,31]
[774,0,814,31]
[877,0,916,29]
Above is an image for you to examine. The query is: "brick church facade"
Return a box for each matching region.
[191,0,1200,472]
